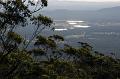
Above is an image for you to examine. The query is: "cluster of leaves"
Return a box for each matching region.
[29,36,120,79]
[1,34,120,79]
[0,0,120,79]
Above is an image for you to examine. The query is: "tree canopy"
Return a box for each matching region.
[0,0,120,79]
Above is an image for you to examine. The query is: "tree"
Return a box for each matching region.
[0,0,120,79]
[0,0,53,78]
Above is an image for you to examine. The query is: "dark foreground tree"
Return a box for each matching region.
[0,0,120,79]
[0,0,53,78]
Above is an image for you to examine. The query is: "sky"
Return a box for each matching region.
[50,0,120,2]
[42,0,120,10]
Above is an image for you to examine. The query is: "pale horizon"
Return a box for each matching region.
[57,0,120,2]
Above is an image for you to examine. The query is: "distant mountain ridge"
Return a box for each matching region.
[41,6,120,22]
[99,6,120,12]
[45,1,120,10]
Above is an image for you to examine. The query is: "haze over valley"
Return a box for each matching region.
[39,5,120,57]
[15,1,120,57]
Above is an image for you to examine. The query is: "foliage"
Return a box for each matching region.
[0,0,120,79]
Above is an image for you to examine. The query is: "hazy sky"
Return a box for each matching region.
[42,0,120,10]
[50,0,120,2]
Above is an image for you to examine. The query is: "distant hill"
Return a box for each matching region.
[99,6,120,12]
[44,1,120,11]
[41,6,120,22]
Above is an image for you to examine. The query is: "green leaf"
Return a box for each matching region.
[7,32,23,44]
[30,48,45,56]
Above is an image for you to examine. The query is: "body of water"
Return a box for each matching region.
[16,20,120,58]
[51,20,120,57]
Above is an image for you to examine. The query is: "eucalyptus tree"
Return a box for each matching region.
[0,0,53,78]
[0,0,120,79]
[0,0,53,54]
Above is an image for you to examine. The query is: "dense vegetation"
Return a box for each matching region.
[0,0,120,79]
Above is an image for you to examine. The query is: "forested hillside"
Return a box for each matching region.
[0,0,120,79]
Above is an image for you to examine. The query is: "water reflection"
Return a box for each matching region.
[68,23,77,25]
[67,21,85,23]
[54,20,91,31]
[55,28,68,31]
[73,25,90,28]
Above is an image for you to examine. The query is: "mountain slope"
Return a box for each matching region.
[99,6,120,12]
[42,6,120,22]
